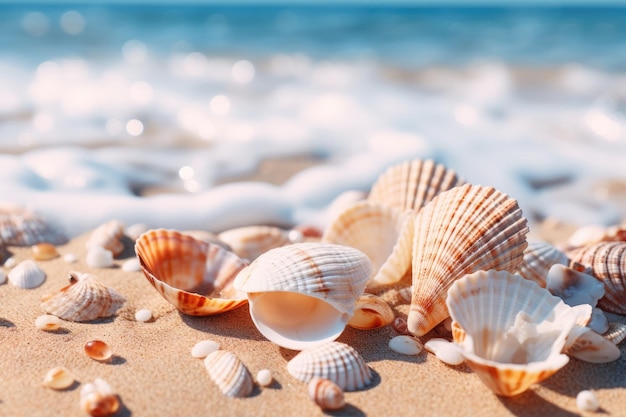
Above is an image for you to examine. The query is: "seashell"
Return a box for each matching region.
[516,240,570,288]
[308,377,346,411]
[287,341,373,392]
[121,258,140,272]
[0,269,6,285]
[234,242,373,350]
[80,378,119,417]
[31,242,59,261]
[368,159,465,212]
[322,201,413,287]
[135,229,248,316]
[604,322,626,345]
[564,326,621,363]
[204,350,253,398]
[256,369,273,387]
[389,335,423,356]
[35,314,61,331]
[40,271,125,322]
[86,246,114,268]
[424,338,464,365]
[348,293,395,330]
[42,366,74,390]
[134,309,152,322]
[588,307,609,334]
[0,204,66,246]
[446,270,590,397]
[85,220,125,257]
[408,184,529,337]
[191,340,220,359]
[567,224,626,249]
[63,253,77,263]
[217,225,291,261]
[576,390,600,412]
[392,316,408,334]
[125,223,149,241]
[546,264,605,308]
[8,259,46,289]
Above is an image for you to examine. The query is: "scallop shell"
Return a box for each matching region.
[287,341,373,392]
[85,220,125,257]
[322,201,413,288]
[446,270,590,397]
[234,242,372,350]
[604,322,626,345]
[135,229,248,316]
[217,225,291,261]
[204,350,253,398]
[516,240,570,288]
[368,159,465,212]
[308,377,346,411]
[40,271,125,322]
[348,293,395,330]
[0,204,66,246]
[564,325,621,363]
[8,259,46,289]
[408,184,529,337]
[567,242,626,315]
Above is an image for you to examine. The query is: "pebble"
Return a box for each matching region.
[4,257,16,268]
[86,246,114,268]
[389,335,423,355]
[0,270,6,285]
[424,338,464,366]
[84,340,113,362]
[392,316,408,334]
[35,314,61,331]
[63,253,77,263]
[31,242,59,260]
[191,340,220,358]
[576,390,600,412]
[122,258,140,272]
[42,366,75,390]
[256,369,273,387]
[134,309,152,322]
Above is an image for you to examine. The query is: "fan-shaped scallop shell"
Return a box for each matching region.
[567,242,626,315]
[368,159,465,212]
[408,184,529,337]
[322,201,413,287]
[447,270,590,397]
[0,204,66,246]
[217,225,291,261]
[516,240,570,288]
[204,350,253,398]
[287,341,373,392]
[40,272,125,322]
[85,220,125,257]
[135,229,248,316]
[8,259,46,289]
[234,242,372,350]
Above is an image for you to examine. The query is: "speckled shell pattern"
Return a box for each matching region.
[0,205,66,246]
[408,184,529,337]
[40,272,125,322]
[217,225,291,261]
[204,350,253,398]
[135,229,249,316]
[368,158,465,212]
[515,240,570,288]
[287,341,373,392]
[567,241,626,315]
[322,201,413,287]
[233,242,373,315]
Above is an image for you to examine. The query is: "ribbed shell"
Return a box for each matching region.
[604,322,626,345]
[0,205,66,246]
[135,229,248,316]
[564,326,621,364]
[322,201,413,287]
[408,184,529,336]
[85,220,125,257]
[368,159,465,212]
[8,259,46,289]
[217,225,291,261]
[204,350,253,398]
[233,242,372,315]
[447,270,588,396]
[287,342,373,392]
[308,377,345,411]
[348,294,395,330]
[40,272,125,322]
[567,242,626,315]
[516,241,570,288]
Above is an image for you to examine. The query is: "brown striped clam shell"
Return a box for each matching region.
[516,240,570,288]
[204,350,253,398]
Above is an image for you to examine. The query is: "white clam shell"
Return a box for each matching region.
[516,240,570,288]
[42,366,75,390]
[35,314,61,331]
[204,350,253,398]
[234,242,372,350]
[424,338,464,365]
[85,219,125,257]
[287,341,373,392]
[564,325,621,363]
[191,340,220,358]
[8,259,46,289]
[217,225,290,261]
[389,335,423,356]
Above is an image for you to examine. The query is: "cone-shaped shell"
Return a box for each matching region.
[204,350,253,398]
[287,342,373,391]
[234,242,372,350]
[0,204,66,246]
[368,159,465,212]
[217,225,291,261]
[41,272,125,322]
[322,201,413,287]
[567,242,626,315]
[408,184,529,336]
[447,270,589,397]
[85,220,125,257]
[135,229,248,316]
[8,259,46,289]
[516,241,570,288]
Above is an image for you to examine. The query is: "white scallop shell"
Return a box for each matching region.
[408,184,529,337]
[287,342,373,392]
[8,259,46,289]
[516,240,570,288]
[446,270,590,397]
[217,225,291,261]
[40,271,125,322]
[204,350,253,398]
[86,220,125,257]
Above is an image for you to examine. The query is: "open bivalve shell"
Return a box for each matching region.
[287,341,373,391]
[368,159,465,212]
[204,350,253,398]
[217,225,291,261]
[516,240,570,288]
[446,270,591,397]
[40,271,125,322]
[408,184,529,337]
[233,242,372,350]
[135,229,249,316]
[322,201,413,288]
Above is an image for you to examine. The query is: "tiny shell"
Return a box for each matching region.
[80,378,119,417]
[191,340,220,358]
[8,259,46,289]
[85,220,125,257]
[256,369,273,387]
[121,258,140,272]
[348,294,395,330]
[4,257,16,268]
[604,322,626,345]
[217,225,290,261]
[576,390,600,412]
[392,316,408,334]
[86,246,114,268]
[424,338,464,366]
[32,242,59,260]
[134,309,152,322]
[63,253,77,263]
[308,377,346,411]
[35,314,61,331]
[389,335,423,355]
[204,350,253,398]
[84,340,113,362]
[42,366,74,390]
[564,326,621,363]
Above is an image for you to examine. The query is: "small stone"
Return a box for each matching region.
[63,253,77,263]
[389,335,423,355]
[576,390,599,412]
[4,257,16,268]
[35,314,61,331]
[121,258,140,272]
[134,309,152,322]
[256,369,273,387]
[32,242,59,260]
[86,247,114,268]
[125,223,149,241]
[84,340,113,362]
[191,340,220,358]
[42,366,75,390]
[425,338,464,366]
[392,316,408,334]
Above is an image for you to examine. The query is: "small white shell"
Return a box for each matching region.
[564,326,621,363]
[204,350,253,398]
[86,246,114,268]
[8,259,46,289]
[121,258,140,272]
[546,264,604,308]
[35,314,61,331]
[576,390,600,412]
[134,309,152,322]
[256,369,273,387]
[63,253,77,263]
[191,340,220,358]
[42,366,74,390]
[85,220,125,257]
[389,335,423,356]
[424,338,464,365]
[308,377,346,411]
[348,293,395,330]
[80,378,119,417]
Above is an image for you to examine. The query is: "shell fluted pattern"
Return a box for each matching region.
[516,240,570,288]
[204,350,253,398]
